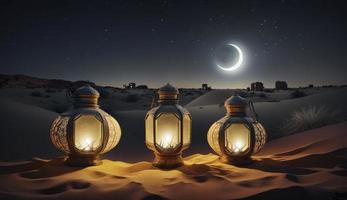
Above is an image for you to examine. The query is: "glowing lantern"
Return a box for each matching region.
[50,86,121,166]
[145,83,192,168]
[207,95,266,164]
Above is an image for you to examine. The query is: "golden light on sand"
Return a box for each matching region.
[3,122,347,200]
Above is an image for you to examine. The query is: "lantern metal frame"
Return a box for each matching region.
[50,86,121,167]
[207,95,266,165]
[145,83,192,169]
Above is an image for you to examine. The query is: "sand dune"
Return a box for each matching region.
[0,99,60,161]
[0,122,346,200]
[186,88,344,108]
[186,89,235,107]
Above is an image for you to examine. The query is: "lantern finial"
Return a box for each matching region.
[158,83,179,103]
[224,95,248,114]
[73,85,100,108]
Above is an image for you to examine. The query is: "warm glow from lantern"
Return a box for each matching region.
[155,113,180,151]
[75,133,100,152]
[74,115,102,152]
[231,139,245,153]
[79,137,93,151]
[159,133,174,149]
[225,123,250,154]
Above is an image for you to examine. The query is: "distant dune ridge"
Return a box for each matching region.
[0,122,346,200]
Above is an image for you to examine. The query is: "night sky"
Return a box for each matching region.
[1,0,346,88]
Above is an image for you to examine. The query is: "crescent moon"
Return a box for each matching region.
[216,44,244,71]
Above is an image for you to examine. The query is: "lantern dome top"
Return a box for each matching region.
[73,85,100,107]
[224,95,248,107]
[74,85,100,97]
[224,95,249,114]
[158,83,179,103]
[158,83,179,94]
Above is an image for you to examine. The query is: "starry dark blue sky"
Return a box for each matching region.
[1,0,346,88]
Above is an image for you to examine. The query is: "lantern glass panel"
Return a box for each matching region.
[155,113,180,151]
[183,114,191,147]
[145,114,154,145]
[74,115,102,152]
[225,123,250,154]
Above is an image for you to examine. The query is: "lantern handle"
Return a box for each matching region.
[249,100,259,122]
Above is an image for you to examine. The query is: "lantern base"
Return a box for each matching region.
[220,156,253,166]
[153,153,183,169]
[64,155,102,167]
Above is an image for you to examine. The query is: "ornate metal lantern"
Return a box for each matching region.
[207,95,266,164]
[145,83,192,168]
[50,86,121,166]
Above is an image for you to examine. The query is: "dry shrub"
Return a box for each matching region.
[282,105,339,134]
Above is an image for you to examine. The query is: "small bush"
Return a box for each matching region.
[30,91,43,97]
[282,105,339,134]
[291,90,306,98]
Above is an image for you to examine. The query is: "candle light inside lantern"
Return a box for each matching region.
[159,133,173,149]
[75,135,96,152]
[224,123,251,154]
[226,138,246,153]
[81,137,93,151]
[232,140,244,153]
[74,115,102,152]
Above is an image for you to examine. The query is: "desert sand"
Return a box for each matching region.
[1,76,346,199]
[0,122,346,200]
